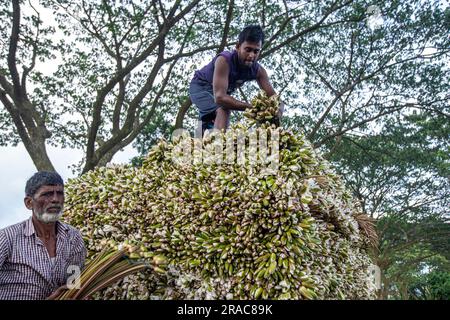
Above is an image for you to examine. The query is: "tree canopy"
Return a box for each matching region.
[0,0,448,299]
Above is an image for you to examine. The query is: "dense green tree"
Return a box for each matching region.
[1,1,448,299]
[0,0,220,172]
[1,0,372,173]
[408,269,450,300]
[326,110,449,299]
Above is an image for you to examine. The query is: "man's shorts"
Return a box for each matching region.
[189,78,218,122]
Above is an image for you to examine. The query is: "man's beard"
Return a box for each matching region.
[240,59,253,67]
[35,208,63,223]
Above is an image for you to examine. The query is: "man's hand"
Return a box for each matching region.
[243,102,253,110]
[46,284,68,300]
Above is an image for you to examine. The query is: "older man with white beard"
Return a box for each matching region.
[0,171,86,299]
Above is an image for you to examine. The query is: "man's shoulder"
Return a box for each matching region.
[0,219,28,239]
[59,221,82,237]
[218,50,233,57]
[216,50,234,63]
[59,221,85,246]
[215,53,229,64]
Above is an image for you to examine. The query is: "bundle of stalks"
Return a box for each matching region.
[355,214,379,248]
[244,91,281,127]
[51,248,148,300]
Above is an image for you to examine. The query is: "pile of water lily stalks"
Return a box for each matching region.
[63,92,377,300]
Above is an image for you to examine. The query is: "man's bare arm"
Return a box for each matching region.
[257,66,284,117]
[213,56,252,111]
[256,66,276,97]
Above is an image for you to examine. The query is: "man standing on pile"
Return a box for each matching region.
[189,25,283,136]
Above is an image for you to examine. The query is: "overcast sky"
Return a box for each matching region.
[0,145,137,229]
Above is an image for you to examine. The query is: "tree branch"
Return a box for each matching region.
[8,0,23,98]
[80,0,116,58]
[261,0,356,58]
[314,105,403,147]
[217,0,234,53]
[21,0,41,94]
[0,88,32,147]
[84,0,200,171]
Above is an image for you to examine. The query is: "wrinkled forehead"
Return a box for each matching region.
[238,41,262,50]
[35,184,64,195]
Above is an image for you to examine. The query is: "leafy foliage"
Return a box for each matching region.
[0,0,448,299]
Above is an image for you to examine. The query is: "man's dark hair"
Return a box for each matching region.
[25,171,64,197]
[238,25,264,45]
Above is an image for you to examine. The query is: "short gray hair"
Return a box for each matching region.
[25,171,64,197]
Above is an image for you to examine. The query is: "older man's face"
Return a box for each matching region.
[26,185,65,223]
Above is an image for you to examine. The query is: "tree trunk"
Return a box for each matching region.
[399,282,409,300]
[24,139,55,172]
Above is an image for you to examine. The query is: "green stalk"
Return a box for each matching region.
[71,250,125,299]
[82,260,131,293]
[81,264,147,299]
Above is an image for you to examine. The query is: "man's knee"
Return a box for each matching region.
[216,107,230,116]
